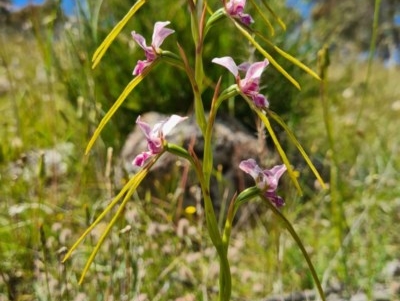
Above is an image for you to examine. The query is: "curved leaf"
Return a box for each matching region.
[268,110,327,190]
[233,20,301,90]
[85,60,159,155]
[62,161,151,264]
[255,34,321,81]
[259,0,286,31]
[248,0,274,36]
[263,195,326,301]
[254,107,302,194]
[79,183,137,283]
[92,0,146,69]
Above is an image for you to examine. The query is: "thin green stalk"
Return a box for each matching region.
[63,154,159,264]
[0,36,21,143]
[165,143,230,300]
[267,110,326,190]
[317,45,349,284]
[203,78,222,187]
[262,195,326,301]
[39,224,52,301]
[218,252,231,301]
[355,0,382,126]
[165,144,221,246]
[191,2,207,134]
[224,186,326,301]
[222,187,259,252]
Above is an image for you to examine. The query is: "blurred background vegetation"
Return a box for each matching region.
[0,0,399,300]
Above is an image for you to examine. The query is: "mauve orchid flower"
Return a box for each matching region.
[133,114,187,167]
[225,0,254,26]
[239,158,287,207]
[212,56,269,108]
[131,21,175,76]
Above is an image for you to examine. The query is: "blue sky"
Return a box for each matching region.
[13,0,311,17]
[12,0,75,15]
[286,0,313,18]
[11,0,400,25]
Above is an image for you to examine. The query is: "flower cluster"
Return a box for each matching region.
[131,21,174,76]
[133,114,187,167]
[131,1,281,206]
[213,56,269,108]
[239,158,287,207]
[225,0,254,25]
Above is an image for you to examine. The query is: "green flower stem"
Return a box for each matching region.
[190,2,207,134]
[203,84,238,186]
[226,187,326,301]
[202,79,220,186]
[160,50,185,70]
[204,84,240,251]
[222,187,259,253]
[218,254,231,301]
[165,144,221,246]
[203,85,240,301]
[204,8,225,39]
[187,8,233,298]
[165,143,231,301]
[261,194,326,301]
[216,85,239,109]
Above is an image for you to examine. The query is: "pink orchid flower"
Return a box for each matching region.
[131,21,175,76]
[133,114,187,167]
[212,56,269,108]
[239,158,287,207]
[225,0,254,26]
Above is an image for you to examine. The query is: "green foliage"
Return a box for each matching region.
[58,0,321,141]
[1,0,400,300]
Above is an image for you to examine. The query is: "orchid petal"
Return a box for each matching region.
[251,94,269,108]
[238,62,251,72]
[264,164,287,191]
[131,32,148,51]
[161,115,188,136]
[212,56,239,77]
[265,191,285,207]
[239,158,264,180]
[152,21,175,50]
[133,151,153,167]
[133,60,151,76]
[268,164,287,181]
[147,138,162,153]
[239,13,254,26]
[226,0,245,15]
[244,60,269,83]
[136,116,153,138]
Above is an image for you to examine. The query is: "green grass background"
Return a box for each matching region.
[1,0,399,300]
